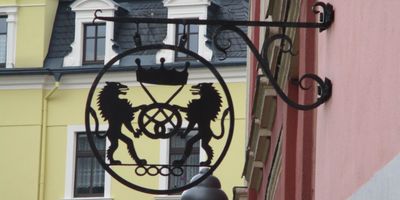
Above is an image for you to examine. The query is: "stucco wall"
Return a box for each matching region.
[0,79,246,200]
[315,0,400,199]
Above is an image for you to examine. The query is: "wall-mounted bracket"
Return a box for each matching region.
[93,1,334,110]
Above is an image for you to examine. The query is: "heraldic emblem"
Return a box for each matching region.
[85,44,234,194]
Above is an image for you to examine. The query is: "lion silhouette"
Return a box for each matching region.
[173,82,228,166]
[97,82,146,166]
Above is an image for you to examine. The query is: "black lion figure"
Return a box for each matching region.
[97,82,146,166]
[173,82,228,166]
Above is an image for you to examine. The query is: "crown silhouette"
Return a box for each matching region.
[136,58,189,85]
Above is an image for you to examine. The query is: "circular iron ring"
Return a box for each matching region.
[85,44,235,194]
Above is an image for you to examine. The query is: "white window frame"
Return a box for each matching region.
[64,125,112,200]
[156,0,213,63]
[63,0,119,67]
[0,6,17,68]
[155,124,206,200]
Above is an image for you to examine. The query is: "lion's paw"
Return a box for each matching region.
[136,159,147,166]
[172,160,184,166]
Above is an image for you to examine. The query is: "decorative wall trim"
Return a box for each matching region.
[153,195,181,200]
[0,4,46,8]
[0,74,48,90]
[63,198,112,200]
[0,65,246,90]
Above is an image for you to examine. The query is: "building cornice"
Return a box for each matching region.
[0,63,246,90]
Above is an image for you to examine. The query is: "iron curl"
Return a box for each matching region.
[312,2,334,31]
[212,25,332,110]
[264,34,296,56]
[93,9,102,24]
[212,27,232,61]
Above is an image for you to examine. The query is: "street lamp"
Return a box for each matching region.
[181,168,228,200]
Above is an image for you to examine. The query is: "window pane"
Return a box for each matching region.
[178,24,184,34]
[94,136,106,151]
[186,154,199,182]
[189,34,198,53]
[75,157,92,195]
[189,25,198,33]
[98,24,106,37]
[75,133,105,197]
[176,52,186,58]
[96,38,105,61]
[77,134,90,151]
[0,35,6,65]
[168,130,199,190]
[86,25,95,37]
[0,17,6,34]
[92,158,105,190]
[85,38,95,61]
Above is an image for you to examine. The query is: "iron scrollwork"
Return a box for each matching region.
[85,1,334,195]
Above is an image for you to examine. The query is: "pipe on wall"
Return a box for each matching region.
[38,81,60,200]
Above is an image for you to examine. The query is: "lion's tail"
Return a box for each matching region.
[89,107,107,138]
[212,108,230,139]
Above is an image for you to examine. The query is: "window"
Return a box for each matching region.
[0,16,7,68]
[83,23,106,65]
[74,132,106,197]
[65,126,111,200]
[155,0,212,62]
[168,129,200,190]
[175,24,199,60]
[64,0,118,67]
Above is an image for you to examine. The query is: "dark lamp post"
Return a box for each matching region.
[181,168,228,200]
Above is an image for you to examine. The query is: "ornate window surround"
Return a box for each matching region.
[63,0,118,67]
[0,6,17,68]
[156,0,213,63]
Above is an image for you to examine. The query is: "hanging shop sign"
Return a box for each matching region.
[85,44,234,194]
[85,1,334,194]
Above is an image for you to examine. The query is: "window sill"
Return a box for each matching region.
[154,195,181,200]
[63,198,113,200]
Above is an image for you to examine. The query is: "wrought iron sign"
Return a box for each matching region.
[85,2,334,195]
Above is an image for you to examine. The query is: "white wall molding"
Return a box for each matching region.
[63,0,119,67]
[0,74,48,90]
[0,6,18,68]
[0,65,246,90]
[154,195,181,200]
[0,4,46,8]
[163,0,210,7]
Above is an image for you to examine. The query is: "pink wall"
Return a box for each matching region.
[315,0,400,199]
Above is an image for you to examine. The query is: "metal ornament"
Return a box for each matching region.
[85,1,335,195]
[85,44,235,194]
[93,1,334,110]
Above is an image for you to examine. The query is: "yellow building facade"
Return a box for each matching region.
[0,0,248,200]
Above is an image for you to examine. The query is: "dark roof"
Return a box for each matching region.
[209,0,249,59]
[44,1,75,68]
[44,0,248,68]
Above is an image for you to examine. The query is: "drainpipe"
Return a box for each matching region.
[38,81,60,200]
